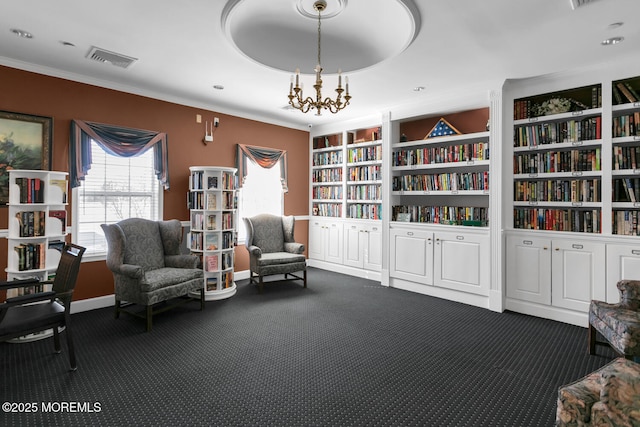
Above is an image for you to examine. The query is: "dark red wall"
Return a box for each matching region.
[0,65,309,301]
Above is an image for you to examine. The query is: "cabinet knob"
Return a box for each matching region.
[555,248,559,251]
[543,247,548,250]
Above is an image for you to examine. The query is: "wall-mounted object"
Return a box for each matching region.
[203,117,219,145]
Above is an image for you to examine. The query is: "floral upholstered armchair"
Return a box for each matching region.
[588,280,640,359]
[243,214,306,293]
[101,218,204,331]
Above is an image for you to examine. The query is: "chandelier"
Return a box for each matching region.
[288,0,351,115]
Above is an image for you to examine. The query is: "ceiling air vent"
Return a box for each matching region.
[569,0,599,10]
[86,46,137,69]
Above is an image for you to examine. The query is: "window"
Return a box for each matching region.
[237,159,284,242]
[72,140,162,258]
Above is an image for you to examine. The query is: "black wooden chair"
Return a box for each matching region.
[0,243,86,371]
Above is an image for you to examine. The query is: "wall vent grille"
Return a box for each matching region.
[86,46,137,69]
[569,0,599,10]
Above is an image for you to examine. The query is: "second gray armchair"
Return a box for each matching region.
[244,214,307,293]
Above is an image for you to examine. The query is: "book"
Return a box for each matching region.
[204,233,218,250]
[49,210,67,233]
[617,82,637,103]
[624,82,640,101]
[207,194,217,210]
[206,277,218,291]
[49,179,68,203]
[205,255,218,272]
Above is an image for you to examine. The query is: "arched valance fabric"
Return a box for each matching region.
[69,120,170,189]
[236,144,288,192]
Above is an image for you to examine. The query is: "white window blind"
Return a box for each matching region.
[73,140,161,256]
[237,159,283,243]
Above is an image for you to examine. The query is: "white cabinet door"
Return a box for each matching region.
[363,224,382,272]
[433,231,490,296]
[389,227,433,285]
[309,220,326,261]
[325,221,343,264]
[551,239,606,312]
[506,235,552,305]
[343,223,363,268]
[606,243,640,303]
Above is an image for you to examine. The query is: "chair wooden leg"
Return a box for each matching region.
[115,300,121,319]
[200,288,205,310]
[146,305,153,332]
[259,275,264,294]
[303,269,307,288]
[65,321,77,371]
[588,323,596,355]
[53,326,61,353]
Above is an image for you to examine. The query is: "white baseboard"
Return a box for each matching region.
[70,294,114,314]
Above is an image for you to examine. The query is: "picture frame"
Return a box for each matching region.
[396,213,411,222]
[0,111,52,205]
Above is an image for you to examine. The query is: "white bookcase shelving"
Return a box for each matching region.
[187,166,238,301]
[5,169,69,342]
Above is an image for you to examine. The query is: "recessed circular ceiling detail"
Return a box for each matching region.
[222,0,419,74]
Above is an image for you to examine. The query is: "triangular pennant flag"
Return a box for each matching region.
[425,118,461,139]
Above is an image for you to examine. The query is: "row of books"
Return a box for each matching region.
[392,205,488,225]
[15,210,66,237]
[613,210,640,236]
[346,184,381,201]
[14,177,45,204]
[312,186,342,200]
[347,165,381,182]
[513,117,601,147]
[392,171,489,192]
[347,145,382,163]
[613,146,640,171]
[204,269,234,290]
[392,143,490,167]
[13,240,64,271]
[221,172,237,191]
[312,203,342,217]
[612,112,640,138]
[513,208,601,233]
[346,203,382,220]
[313,150,343,166]
[514,179,600,203]
[312,168,343,183]
[221,212,234,230]
[222,192,237,210]
[514,149,601,174]
[614,178,640,203]
[190,172,220,190]
[189,232,221,251]
[613,82,640,105]
[191,213,217,231]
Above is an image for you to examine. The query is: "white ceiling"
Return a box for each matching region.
[0,0,638,131]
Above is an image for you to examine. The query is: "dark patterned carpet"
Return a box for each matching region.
[1,267,615,426]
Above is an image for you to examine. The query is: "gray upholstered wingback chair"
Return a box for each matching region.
[244,214,306,293]
[101,218,204,331]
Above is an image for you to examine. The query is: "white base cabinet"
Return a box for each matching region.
[309,219,343,264]
[389,224,490,305]
[343,222,382,272]
[505,232,606,326]
[606,243,640,303]
[309,218,383,279]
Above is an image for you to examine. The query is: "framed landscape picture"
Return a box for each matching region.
[0,111,52,205]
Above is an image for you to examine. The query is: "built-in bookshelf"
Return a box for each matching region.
[312,133,343,218]
[611,76,640,235]
[5,169,69,342]
[345,126,382,220]
[187,166,237,300]
[512,83,603,233]
[391,112,490,226]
